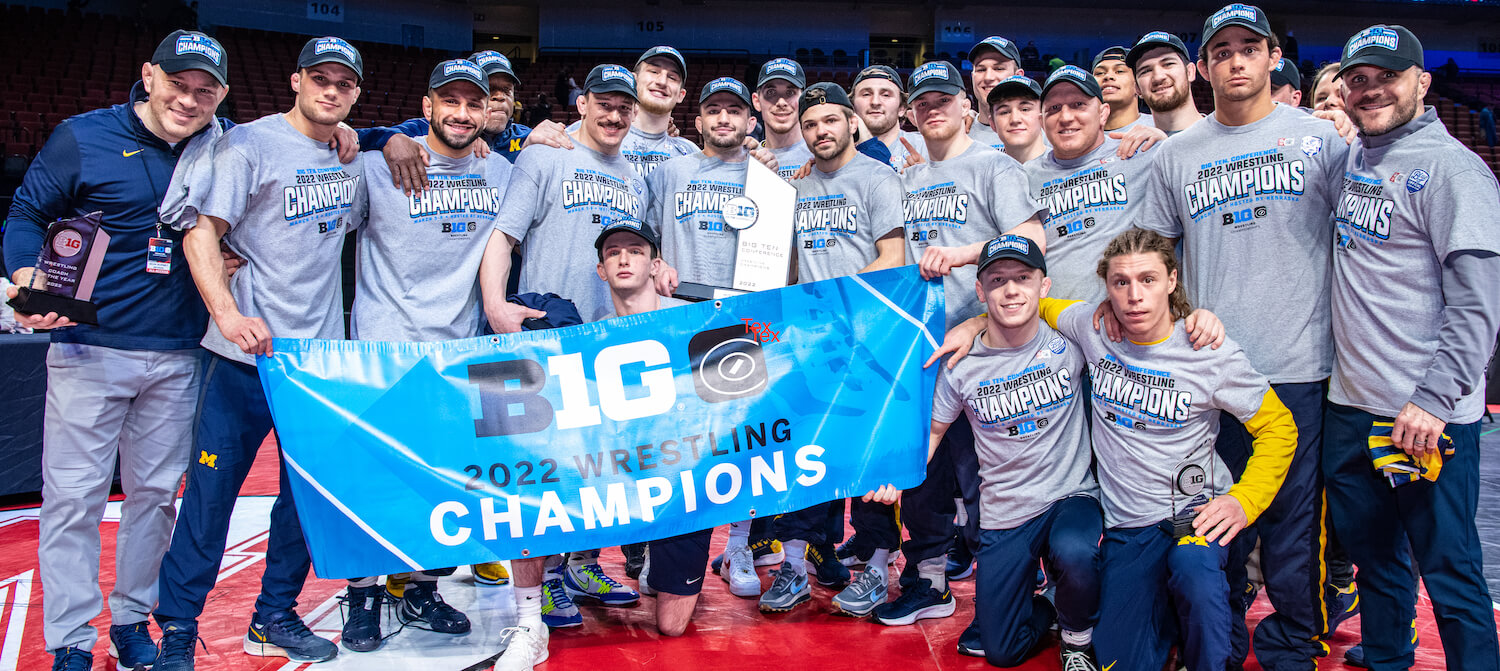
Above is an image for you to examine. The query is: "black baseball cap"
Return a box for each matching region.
[429,59,489,95]
[757,58,807,89]
[799,82,854,117]
[977,234,1046,276]
[1092,46,1128,71]
[1271,58,1301,90]
[298,37,363,80]
[1202,4,1272,45]
[968,36,1022,66]
[152,30,229,86]
[987,75,1042,105]
[1126,31,1191,69]
[595,219,660,258]
[852,65,905,95]
[908,60,966,99]
[1042,65,1104,102]
[469,50,519,85]
[583,64,638,100]
[637,45,687,79]
[1337,25,1423,80]
[700,77,752,106]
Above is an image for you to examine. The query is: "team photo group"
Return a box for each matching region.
[4,2,1498,670]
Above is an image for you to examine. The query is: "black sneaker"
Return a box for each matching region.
[244,611,338,662]
[49,647,91,671]
[153,620,204,671]
[872,578,956,626]
[804,543,851,588]
[946,538,975,580]
[622,543,648,580]
[341,584,386,652]
[1344,644,1369,668]
[399,581,472,634]
[956,619,984,657]
[1060,641,1100,671]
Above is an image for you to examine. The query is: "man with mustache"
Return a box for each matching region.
[1127,32,1205,135]
[1326,24,1500,671]
[337,59,512,653]
[1135,6,1349,670]
[481,63,648,671]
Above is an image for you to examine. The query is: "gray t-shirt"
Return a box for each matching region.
[1108,111,1155,134]
[969,118,1004,150]
[933,323,1097,530]
[191,113,366,364]
[794,153,905,283]
[1330,108,1500,423]
[495,143,647,323]
[645,152,747,288]
[770,141,814,181]
[563,122,697,178]
[1026,138,1157,303]
[601,294,691,320]
[1052,302,1269,529]
[1138,103,1349,383]
[351,142,511,341]
[886,130,928,171]
[902,141,1044,328]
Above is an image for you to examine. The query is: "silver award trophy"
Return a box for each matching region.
[1168,450,1216,539]
[674,158,795,301]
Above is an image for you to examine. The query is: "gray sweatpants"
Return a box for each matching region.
[38,343,199,651]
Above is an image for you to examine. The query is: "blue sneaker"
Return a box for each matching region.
[50,647,91,671]
[946,541,975,581]
[873,578,956,626]
[562,562,639,606]
[541,574,583,628]
[956,620,983,657]
[153,620,203,671]
[758,563,811,613]
[108,622,158,670]
[1323,584,1359,638]
[832,566,888,617]
[1344,644,1368,668]
[803,543,851,588]
[244,611,338,662]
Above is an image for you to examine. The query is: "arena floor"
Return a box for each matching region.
[2,414,1497,670]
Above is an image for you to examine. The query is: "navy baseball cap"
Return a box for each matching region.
[1126,31,1191,69]
[1338,25,1423,79]
[700,77,752,106]
[1203,4,1272,44]
[977,234,1046,276]
[595,219,661,258]
[152,30,229,86]
[799,82,854,117]
[429,59,489,95]
[908,61,966,99]
[637,45,687,79]
[987,75,1042,105]
[1092,46,1128,71]
[852,65,905,94]
[469,50,518,85]
[968,36,1022,66]
[1042,65,1104,101]
[583,64,638,100]
[757,58,807,89]
[1271,58,1301,90]
[298,37,363,80]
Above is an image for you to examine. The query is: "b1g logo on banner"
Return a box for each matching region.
[259,267,942,579]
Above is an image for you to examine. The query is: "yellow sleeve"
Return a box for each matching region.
[1225,388,1298,524]
[1037,297,1084,329]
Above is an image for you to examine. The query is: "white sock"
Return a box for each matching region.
[516,585,543,629]
[868,549,890,573]
[782,540,809,577]
[727,521,750,550]
[1061,627,1092,646]
[917,557,946,591]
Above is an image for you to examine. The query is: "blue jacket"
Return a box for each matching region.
[357,118,533,162]
[3,83,229,350]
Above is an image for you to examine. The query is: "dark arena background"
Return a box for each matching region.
[2,0,1500,669]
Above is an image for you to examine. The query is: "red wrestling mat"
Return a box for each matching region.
[0,437,1473,670]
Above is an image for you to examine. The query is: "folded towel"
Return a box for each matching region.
[1367,421,1453,487]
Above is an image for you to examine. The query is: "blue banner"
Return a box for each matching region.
[259,267,943,579]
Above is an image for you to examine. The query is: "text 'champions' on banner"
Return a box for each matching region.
[258,266,944,578]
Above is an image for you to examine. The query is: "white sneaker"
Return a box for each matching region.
[722,544,761,597]
[494,625,549,671]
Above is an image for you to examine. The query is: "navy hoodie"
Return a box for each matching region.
[3,82,229,350]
